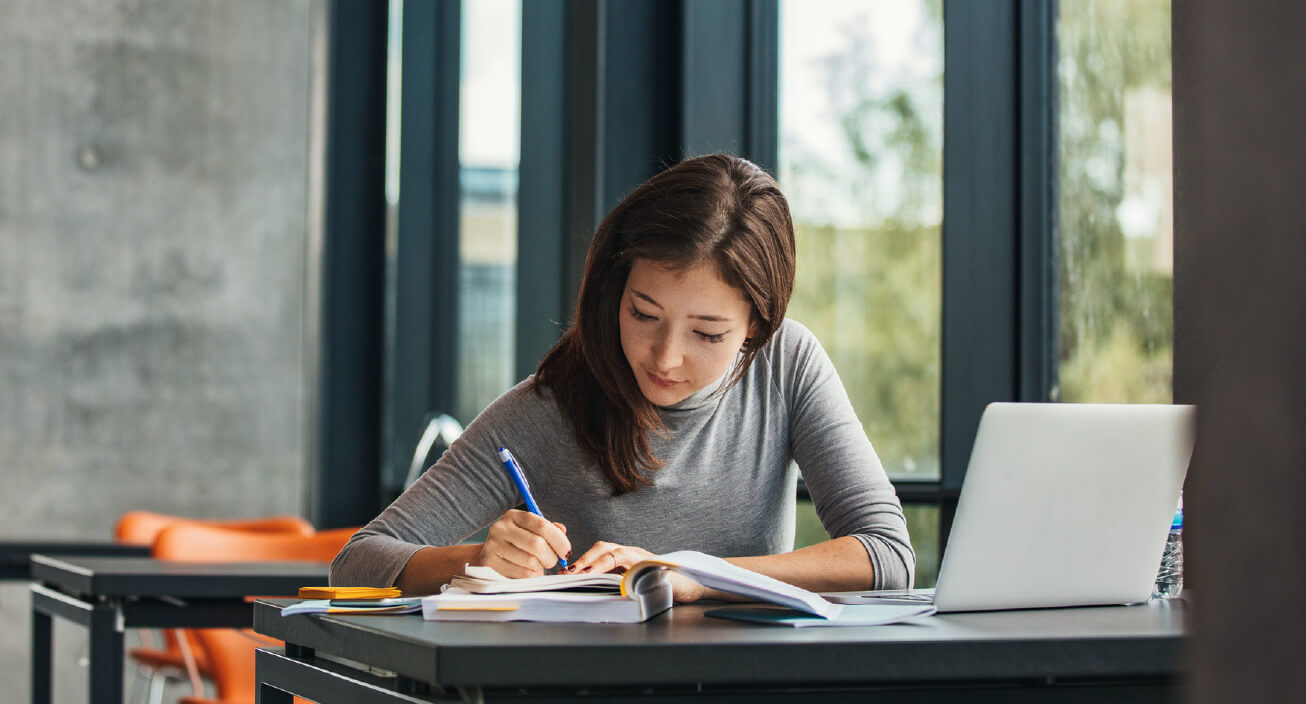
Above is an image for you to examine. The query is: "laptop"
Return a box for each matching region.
[826,402,1195,612]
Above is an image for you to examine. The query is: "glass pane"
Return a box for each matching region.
[779,1,944,479]
[795,500,940,588]
[1056,1,1173,404]
[458,0,521,423]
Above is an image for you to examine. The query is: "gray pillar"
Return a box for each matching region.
[1173,1,1306,701]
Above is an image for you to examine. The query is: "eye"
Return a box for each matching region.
[695,331,728,344]
[628,306,656,322]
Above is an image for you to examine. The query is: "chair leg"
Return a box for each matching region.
[145,672,167,704]
[126,630,157,704]
[175,628,205,697]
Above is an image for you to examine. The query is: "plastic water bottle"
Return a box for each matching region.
[1152,493,1183,599]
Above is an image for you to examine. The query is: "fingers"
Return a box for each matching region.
[568,541,608,573]
[478,510,572,578]
[480,547,545,579]
[567,542,653,574]
[506,511,571,561]
[567,548,616,574]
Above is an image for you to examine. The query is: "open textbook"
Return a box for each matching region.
[422,550,844,624]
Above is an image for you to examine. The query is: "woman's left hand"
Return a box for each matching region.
[567,541,706,603]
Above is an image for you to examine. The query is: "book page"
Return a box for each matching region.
[449,564,623,594]
[623,551,842,618]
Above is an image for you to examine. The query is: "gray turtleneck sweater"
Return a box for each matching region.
[331,319,915,590]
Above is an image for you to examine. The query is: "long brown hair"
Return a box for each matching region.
[534,154,796,494]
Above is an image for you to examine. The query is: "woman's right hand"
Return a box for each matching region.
[475,509,572,578]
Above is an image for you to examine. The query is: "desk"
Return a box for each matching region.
[29,555,327,704]
[252,598,1187,703]
[0,541,150,581]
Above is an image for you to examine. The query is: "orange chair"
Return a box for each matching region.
[115,512,315,703]
[150,523,359,704]
[151,524,355,563]
[116,511,315,545]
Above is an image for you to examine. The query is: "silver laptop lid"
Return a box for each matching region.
[933,403,1194,612]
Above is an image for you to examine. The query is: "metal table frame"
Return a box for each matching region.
[28,555,327,704]
[0,541,150,581]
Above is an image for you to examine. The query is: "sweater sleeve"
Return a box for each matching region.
[774,320,917,589]
[329,380,543,587]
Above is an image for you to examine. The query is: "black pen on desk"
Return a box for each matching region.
[497,447,569,569]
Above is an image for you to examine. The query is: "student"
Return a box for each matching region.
[331,154,915,601]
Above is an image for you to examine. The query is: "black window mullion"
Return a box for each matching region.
[1018,0,1059,405]
[516,0,570,382]
[681,0,779,172]
[937,0,1057,546]
[680,1,748,161]
[384,0,462,504]
[941,0,1021,544]
[745,0,779,174]
[313,0,390,528]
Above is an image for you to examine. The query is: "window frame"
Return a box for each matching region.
[316,0,1064,563]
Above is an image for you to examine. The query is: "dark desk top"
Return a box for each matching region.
[0,540,151,579]
[31,555,328,599]
[254,598,1188,689]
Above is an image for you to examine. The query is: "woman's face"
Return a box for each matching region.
[619,258,756,407]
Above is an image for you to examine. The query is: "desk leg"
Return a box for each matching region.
[257,683,294,704]
[88,603,123,704]
[257,647,297,704]
[31,608,51,704]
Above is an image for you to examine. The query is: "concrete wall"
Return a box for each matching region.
[0,1,316,700]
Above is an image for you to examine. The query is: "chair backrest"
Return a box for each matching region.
[118,511,315,688]
[115,511,314,545]
[151,523,358,703]
[151,523,357,563]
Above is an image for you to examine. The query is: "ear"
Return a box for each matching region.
[742,321,761,350]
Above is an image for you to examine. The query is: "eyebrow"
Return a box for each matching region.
[631,290,733,323]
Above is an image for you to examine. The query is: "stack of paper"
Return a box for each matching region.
[448,565,623,594]
[422,551,852,624]
[425,566,672,623]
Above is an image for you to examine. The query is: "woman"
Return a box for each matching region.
[331,154,915,600]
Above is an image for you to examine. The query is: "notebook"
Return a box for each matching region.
[706,603,937,628]
[282,596,424,616]
[422,550,841,623]
[826,402,1195,612]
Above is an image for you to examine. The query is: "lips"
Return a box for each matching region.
[646,371,682,388]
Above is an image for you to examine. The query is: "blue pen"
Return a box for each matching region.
[498,447,568,568]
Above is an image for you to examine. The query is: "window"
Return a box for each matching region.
[779,0,943,480]
[780,0,944,586]
[377,0,520,503]
[457,0,521,423]
[1056,0,1173,404]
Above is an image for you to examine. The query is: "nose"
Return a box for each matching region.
[650,329,682,372]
